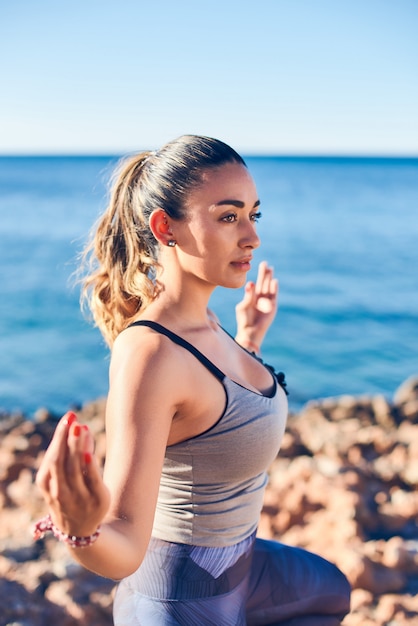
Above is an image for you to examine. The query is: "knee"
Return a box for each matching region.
[330,563,351,617]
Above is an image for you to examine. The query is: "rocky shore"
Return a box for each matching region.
[1,377,417,626]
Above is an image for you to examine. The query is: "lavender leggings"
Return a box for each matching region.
[113,532,351,625]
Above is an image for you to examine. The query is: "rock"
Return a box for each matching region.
[1,377,418,623]
[33,407,56,424]
[374,593,418,625]
[382,536,418,573]
[371,394,396,428]
[394,375,418,424]
[394,375,418,405]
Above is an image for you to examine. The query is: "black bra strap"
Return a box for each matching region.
[128,320,225,382]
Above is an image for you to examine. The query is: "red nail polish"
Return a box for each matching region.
[82,425,89,431]
[73,425,81,437]
[84,452,92,464]
[65,412,77,426]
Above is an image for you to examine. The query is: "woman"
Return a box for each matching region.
[35,135,350,625]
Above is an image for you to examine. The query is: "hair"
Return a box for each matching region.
[81,135,246,346]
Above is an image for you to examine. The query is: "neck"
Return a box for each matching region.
[147,261,217,330]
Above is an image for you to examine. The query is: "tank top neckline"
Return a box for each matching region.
[127,319,279,399]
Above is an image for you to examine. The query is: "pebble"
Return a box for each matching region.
[1,377,418,625]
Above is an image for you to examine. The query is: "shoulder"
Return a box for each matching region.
[109,323,189,396]
[105,324,192,452]
[112,323,171,367]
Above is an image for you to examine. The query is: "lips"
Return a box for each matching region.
[231,257,252,270]
[232,256,252,264]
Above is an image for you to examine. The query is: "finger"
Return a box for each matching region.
[254,261,267,294]
[82,425,96,455]
[36,412,77,494]
[65,422,92,494]
[257,296,275,314]
[262,265,275,294]
[256,261,274,296]
[82,450,107,497]
[39,412,77,466]
[66,424,102,498]
[236,281,255,312]
[80,440,111,519]
[257,276,278,314]
[48,416,85,500]
[268,277,279,299]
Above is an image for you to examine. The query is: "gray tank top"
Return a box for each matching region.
[129,321,288,547]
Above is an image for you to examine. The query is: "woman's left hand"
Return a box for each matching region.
[235,261,278,354]
[35,413,110,539]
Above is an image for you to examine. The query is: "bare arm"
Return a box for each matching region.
[235,261,279,354]
[36,329,182,580]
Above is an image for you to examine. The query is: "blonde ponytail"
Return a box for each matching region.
[81,152,159,346]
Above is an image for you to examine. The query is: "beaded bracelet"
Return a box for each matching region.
[33,514,101,548]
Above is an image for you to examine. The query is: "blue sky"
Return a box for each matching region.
[1,0,417,155]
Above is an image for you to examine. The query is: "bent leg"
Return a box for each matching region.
[246,539,350,626]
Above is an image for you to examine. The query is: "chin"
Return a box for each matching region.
[220,276,247,290]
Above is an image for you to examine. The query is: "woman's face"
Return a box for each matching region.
[173,162,261,289]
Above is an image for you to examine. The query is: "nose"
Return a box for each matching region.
[239,220,260,250]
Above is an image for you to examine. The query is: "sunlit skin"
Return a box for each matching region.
[166,162,262,292]
[36,161,279,581]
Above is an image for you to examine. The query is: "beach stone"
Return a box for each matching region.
[394,375,418,424]
[374,593,418,625]
[382,536,418,573]
[400,399,418,422]
[1,378,418,623]
[349,588,374,615]
[394,375,418,404]
[402,459,418,486]
[33,407,55,423]
[347,550,406,594]
[370,394,395,428]
[0,412,24,433]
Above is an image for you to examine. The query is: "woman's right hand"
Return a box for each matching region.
[36,412,110,538]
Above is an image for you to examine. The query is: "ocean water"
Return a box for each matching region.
[0,155,417,416]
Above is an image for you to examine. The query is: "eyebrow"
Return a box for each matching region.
[215,199,261,209]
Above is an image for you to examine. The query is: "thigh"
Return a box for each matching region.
[245,539,351,626]
[113,534,255,625]
[114,577,249,626]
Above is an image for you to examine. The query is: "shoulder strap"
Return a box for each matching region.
[128,320,225,382]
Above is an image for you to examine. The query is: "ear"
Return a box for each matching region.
[149,209,175,246]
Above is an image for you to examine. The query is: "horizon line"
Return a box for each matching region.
[1,151,417,159]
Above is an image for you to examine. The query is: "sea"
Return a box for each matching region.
[1,155,417,416]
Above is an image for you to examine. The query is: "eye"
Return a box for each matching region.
[251,211,262,222]
[221,213,238,223]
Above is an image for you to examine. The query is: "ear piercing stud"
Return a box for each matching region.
[167,240,177,247]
